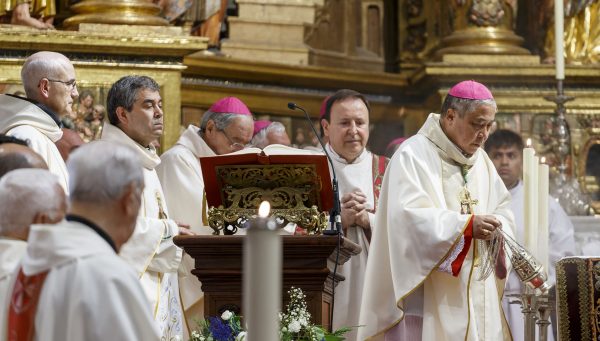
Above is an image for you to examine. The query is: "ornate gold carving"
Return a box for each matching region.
[207,164,329,235]
[556,259,571,341]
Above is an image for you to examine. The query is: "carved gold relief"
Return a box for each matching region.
[207,164,328,235]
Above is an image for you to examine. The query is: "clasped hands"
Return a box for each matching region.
[340,190,371,233]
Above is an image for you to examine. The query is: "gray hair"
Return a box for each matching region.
[0,169,64,235]
[107,75,160,125]
[250,121,287,149]
[199,111,249,132]
[21,52,72,100]
[440,95,497,118]
[67,141,144,204]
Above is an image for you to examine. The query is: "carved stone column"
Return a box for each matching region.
[436,0,529,57]
[63,0,168,29]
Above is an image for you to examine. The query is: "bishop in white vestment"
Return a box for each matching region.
[358,81,515,341]
[157,97,253,326]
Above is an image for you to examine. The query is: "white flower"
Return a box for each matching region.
[191,331,200,337]
[299,316,308,326]
[235,331,247,341]
[221,310,233,321]
[288,320,301,333]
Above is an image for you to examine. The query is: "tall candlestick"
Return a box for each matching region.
[555,0,565,79]
[244,201,281,341]
[538,158,550,272]
[523,141,539,256]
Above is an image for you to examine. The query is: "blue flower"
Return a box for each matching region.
[208,316,234,341]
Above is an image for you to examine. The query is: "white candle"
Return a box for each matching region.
[538,158,550,271]
[244,201,281,341]
[555,0,565,79]
[523,141,539,256]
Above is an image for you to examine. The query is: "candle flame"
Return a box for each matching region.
[526,138,532,147]
[541,157,546,164]
[258,201,270,218]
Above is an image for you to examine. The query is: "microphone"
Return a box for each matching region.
[287,102,342,235]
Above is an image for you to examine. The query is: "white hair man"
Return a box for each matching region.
[0,168,66,337]
[0,51,79,192]
[318,89,389,340]
[359,81,515,340]
[100,75,187,339]
[156,96,253,328]
[250,120,291,149]
[5,141,161,340]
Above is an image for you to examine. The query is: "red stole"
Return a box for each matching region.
[371,154,389,212]
[7,268,49,341]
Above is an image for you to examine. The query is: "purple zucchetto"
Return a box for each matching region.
[448,80,494,100]
[253,120,271,136]
[208,97,252,116]
[319,95,332,119]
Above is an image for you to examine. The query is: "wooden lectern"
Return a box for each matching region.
[174,234,360,331]
[175,145,361,330]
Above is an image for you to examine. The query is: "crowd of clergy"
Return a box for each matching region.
[0,51,577,341]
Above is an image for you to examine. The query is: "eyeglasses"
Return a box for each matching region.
[219,129,247,151]
[45,78,77,91]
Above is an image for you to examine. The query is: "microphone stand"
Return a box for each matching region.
[287,102,342,236]
[288,102,343,332]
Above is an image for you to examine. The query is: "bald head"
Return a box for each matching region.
[21,51,78,117]
[0,143,48,178]
[56,128,84,161]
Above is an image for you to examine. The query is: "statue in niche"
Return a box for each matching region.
[544,0,600,64]
[0,0,55,29]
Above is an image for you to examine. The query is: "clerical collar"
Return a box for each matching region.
[66,214,117,253]
[326,143,368,164]
[6,94,63,129]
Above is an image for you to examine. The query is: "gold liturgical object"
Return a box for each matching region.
[63,0,168,28]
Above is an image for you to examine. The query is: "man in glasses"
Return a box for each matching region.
[0,51,78,192]
[156,96,253,331]
[101,75,188,340]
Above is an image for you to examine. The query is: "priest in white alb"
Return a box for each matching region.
[0,51,79,192]
[320,89,389,341]
[6,141,160,340]
[156,96,253,327]
[100,75,187,339]
[358,80,515,341]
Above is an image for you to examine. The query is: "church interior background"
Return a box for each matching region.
[0,0,598,251]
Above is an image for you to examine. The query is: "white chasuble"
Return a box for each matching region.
[327,144,385,341]
[101,123,184,340]
[156,125,216,327]
[14,221,160,341]
[358,113,515,341]
[0,94,69,192]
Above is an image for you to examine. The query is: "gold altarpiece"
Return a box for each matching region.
[0,23,207,150]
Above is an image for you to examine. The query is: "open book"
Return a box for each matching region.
[200,144,333,212]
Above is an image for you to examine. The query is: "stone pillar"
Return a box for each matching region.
[63,0,168,29]
[436,0,529,57]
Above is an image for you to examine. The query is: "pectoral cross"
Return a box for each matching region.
[459,187,478,214]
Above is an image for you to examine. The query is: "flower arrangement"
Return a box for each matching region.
[190,287,352,341]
